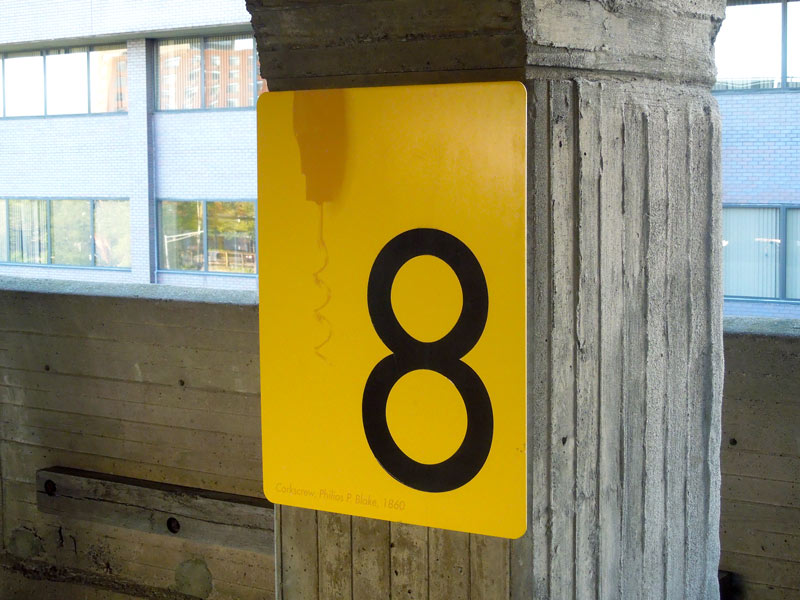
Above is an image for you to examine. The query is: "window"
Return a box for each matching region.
[715,2,782,89]
[8,199,48,263]
[0,45,127,117]
[46,47,89,115]
[94,200,131,268]
[0,200,6,262]
[723,206,800,300]
[156,38,202,110]
[0,198,130,268]
[714,0,800,90]
[0,57,4,117]
[787,209,800,298]
[50,199,92,265]
[158,201,203,271]
[207,202,256,273]
[157,35,259,110]
[90,45,128,113]
[158,200,256,274]
[4,52,45,116]
[789,2,800,86]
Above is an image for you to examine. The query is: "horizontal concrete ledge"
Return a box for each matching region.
[723,316,800,339]
[36,467,273,555]
[1,556,199,600]
[0,276,258,306]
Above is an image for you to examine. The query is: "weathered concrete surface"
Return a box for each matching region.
[720,318,800,600]
[247,0,526,90]
[249,0,724,91]
[0,290,271,599]
[1,564,151,600]
[248,1,725,599]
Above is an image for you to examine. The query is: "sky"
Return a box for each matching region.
[715,2,800,82]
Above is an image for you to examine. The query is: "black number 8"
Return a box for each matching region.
[362,228,493,493]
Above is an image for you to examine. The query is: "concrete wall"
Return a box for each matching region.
[720,319,800,600]
[0,282,271,599]
[0,289,796,599]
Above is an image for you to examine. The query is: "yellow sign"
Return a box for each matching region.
[257,82,527,538]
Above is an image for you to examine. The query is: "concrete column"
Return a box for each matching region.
[248,1,725,598]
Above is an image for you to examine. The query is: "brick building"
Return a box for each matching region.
[716,0,800,317]
[0,0,262,290]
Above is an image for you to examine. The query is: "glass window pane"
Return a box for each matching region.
[722,207,781,298]
[157,39,202,110]
[9,199,48,263]
[208,201,256,273]
[0,200,7,261]
[789,2,800,88]
[95,200,130,268]
[159,201,204,270]
[206,36,254,109]
[714,2,783,90]
[787,209,800,299]
[90,45,127,113]
[45,48,89,115]
[4,52,45,116]
[50,199,91,265]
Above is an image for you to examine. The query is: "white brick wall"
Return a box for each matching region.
[0,6,260,290]
[154,111,257,199]
[0,0,251,46]
[0,113,130,197]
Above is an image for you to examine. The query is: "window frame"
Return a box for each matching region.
[714,0,800,92]
[155,35,261,112]
[0,44,128,118]
[0,197,131,270]
[155,198,258,277]
[722,203,800,302]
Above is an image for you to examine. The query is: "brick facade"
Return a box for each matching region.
[717,89,800,318]
[0,1,257,290]
[717,90,800,205]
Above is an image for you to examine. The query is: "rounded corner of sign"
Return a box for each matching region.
[511,80,527,95]
[256,90,268,111]
[505,518,529,540]
[261,478,276,504]
[498,80,527,103]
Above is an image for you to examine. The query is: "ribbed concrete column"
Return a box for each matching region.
[248,1,725,598]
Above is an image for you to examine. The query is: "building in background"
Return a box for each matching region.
[716,0,800,317]
[0,1,265,290]
[1,0,798,307]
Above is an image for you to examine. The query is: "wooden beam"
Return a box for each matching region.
[36,467,273,555]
